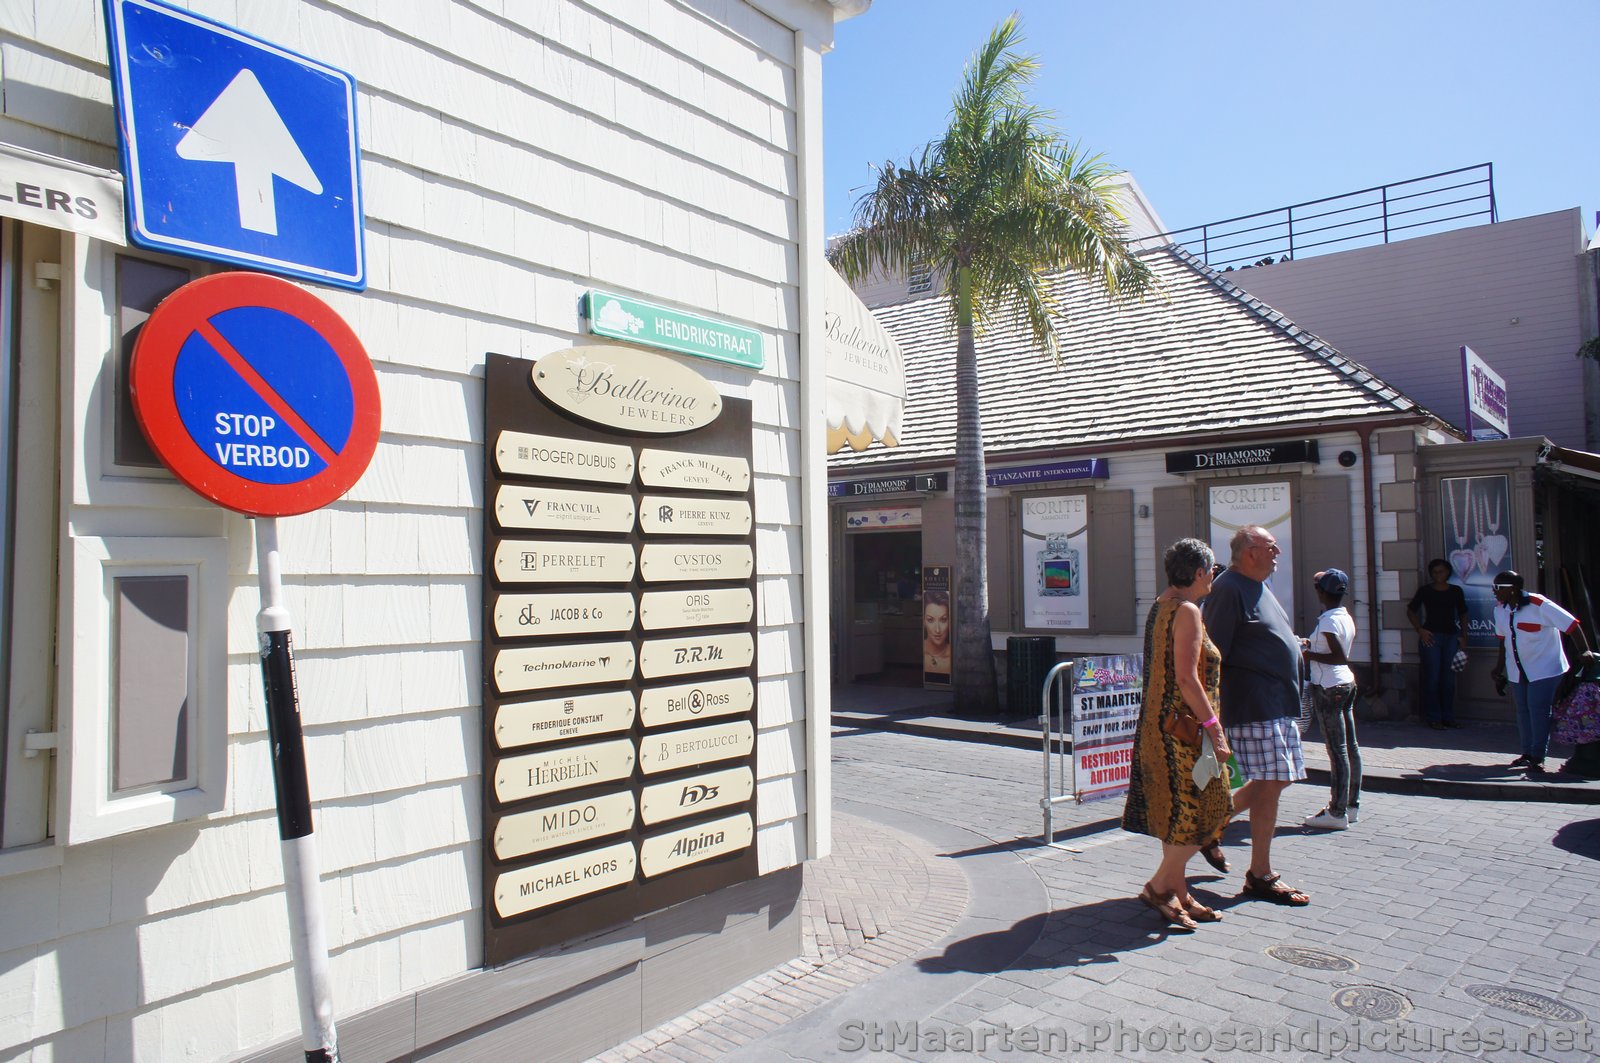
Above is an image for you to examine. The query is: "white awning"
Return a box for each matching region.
[0,142,126,245]
[823,265,904,452]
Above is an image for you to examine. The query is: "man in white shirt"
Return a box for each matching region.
[1301,568,1359,830]
[1490,570,1591,775]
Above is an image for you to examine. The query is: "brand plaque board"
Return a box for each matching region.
[482,351,759,964]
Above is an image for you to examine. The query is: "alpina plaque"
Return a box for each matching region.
[639,632,754,679]
[638,720,754,775]
[493,591,637,639]
[494,689,637,749]
[640,766,754,826]
[493,790,637,861]
[638,587,753,631]
[494,840,637,917]
[494,484,635,533]
[493,641,636,694]
[638,448,750,493]
[493,540,635,585]
[494,430,635,484]
[638,543,752,583]
[638,496,751,537]
[638,676,755,728]
[495,738,636,803]
[640,812,753,878]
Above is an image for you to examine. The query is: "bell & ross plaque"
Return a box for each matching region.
[483,352,760,965]
[640,767,754,826]
[494,841,637,918]
[494,790,638,861]
[639,587,754,631]
[638,676,755,728]
[494,484,636,533]
[638,448,751,493]
[494,689,637,749]
[638,720,755,775]
[638,495,752,537]
[493,591,637,639]
[640,812,754,878]
[495,429,635,483]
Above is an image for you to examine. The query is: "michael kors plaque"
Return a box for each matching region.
[638,496,751,537]
[495,430,635,484]
[640,812,753,878]
[494,841,637,918]
[639,676,755,728]
[639,543,752,582]
[639,448,751,493]
[495,484,636,533]
[494,790,637,861]
[493,540,636,584]
[495,738,636,803]
[638,720,754,775]
[494,642,636,694]
[493,592,637,639]
[639,632,755,679]
[640,766,754,826]
[639,587,753,631]
[495,689,637,749]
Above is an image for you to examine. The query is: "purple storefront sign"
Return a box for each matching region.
[987,458,1108,488]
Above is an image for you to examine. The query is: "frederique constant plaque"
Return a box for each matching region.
[493,591,637,639]
[638,448,751,493]
[638,676,755,728]
[494,841,637,918]
[494,689,637,749]
[494,484,636,534]
[639,766,754,826]
[638,720,755,775]
[494,789,637,861]
[495,430,635,484]
[493,540,636,585]
[639,632,755,679]
[638,587,753,631]
[495,738,636,803]
[638,543,752,582]
[640,812,754,878]
[493,641,636,695]
[638,496,751,537]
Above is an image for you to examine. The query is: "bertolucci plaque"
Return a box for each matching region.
[482,351,760,965]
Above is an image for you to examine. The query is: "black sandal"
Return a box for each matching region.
[1243,870,1310,906]
[1200,839,1229,874]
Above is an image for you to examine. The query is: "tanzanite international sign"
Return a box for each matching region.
[583,290,765,370]
[987,459,1108,487]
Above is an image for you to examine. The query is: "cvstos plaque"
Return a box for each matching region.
[639,543,753,582]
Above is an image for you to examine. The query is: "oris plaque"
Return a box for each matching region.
[639,587,754,631]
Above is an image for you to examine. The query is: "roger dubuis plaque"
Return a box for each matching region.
[638,676,755,728]
[494,484,636,533]
[638,720,755,774]
[494,689,637,749]
[638,496,752,537]
[639,587,754,631]
[495,430,635,483]
[639,632,755,679]
[493,642,636,694]
[638,448,751,492]
[494,738,636,803]
[640,812,754,878]
[494,841,637,918]
[638,543,753,582]
[493,790,637,861]
[640,766,754,825]
[493,540,636,584]
[493,591,637,639]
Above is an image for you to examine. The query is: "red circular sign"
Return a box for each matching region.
[130,273,381,517]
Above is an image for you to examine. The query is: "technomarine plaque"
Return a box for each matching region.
[493,641,636,694]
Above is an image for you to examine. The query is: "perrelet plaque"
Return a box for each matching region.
[493,540,636,585]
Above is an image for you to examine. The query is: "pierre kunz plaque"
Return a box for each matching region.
[494,689,637,749]
[493,591,637,639]
[639,587,753,631]
[638,720,755,775]
[532,345,723,434]
[640,812,754,878]
[494,641,636,694]
[639,676,754,728]
[493,540,636,584]
[494,484,636,533]
[495,430,635,484]
[494,840,637,918]
[639,543,752,582]
[639,632,755,679]
[493,790,638,861]
[640,766,754,826]
[495,738,636,803]
[638,448,751,493]
[639,496,751,537]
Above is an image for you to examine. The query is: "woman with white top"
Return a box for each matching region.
[1301,569,1359,830]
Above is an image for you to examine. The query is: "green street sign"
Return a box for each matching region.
[583,290,764,370]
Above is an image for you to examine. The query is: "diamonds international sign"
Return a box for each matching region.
[583,289,765,370]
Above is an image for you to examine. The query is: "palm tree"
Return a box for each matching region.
[829,16,1154,714]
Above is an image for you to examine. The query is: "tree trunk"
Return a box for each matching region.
[951,272,998,715]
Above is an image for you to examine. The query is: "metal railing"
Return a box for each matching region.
[1038,659,1078,849]
[1146,163,1497,271]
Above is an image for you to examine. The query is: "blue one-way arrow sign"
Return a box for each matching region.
[104,0,366,290]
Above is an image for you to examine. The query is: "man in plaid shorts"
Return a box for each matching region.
[1202,525,1311,906]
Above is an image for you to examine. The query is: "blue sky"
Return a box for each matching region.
[823,1,1597,241]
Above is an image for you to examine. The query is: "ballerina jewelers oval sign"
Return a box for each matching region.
[532,344,722,434]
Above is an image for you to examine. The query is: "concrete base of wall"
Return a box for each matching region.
[232,867,802,1063]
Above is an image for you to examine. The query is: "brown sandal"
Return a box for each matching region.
[1181,894,1223,922]
[1200,839,1229,874]
[1139,883,1199,930]
[1243,870,1310,906]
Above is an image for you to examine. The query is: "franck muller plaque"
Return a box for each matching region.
[640,812,754,877]
[494,738,636,803]
[494,690,637,749]
[639,496,751,537]
[494,790,637,860]
[640,767,754,825]
[495,430,635,483]
[493,641,636,694]
[494,841,637,918]
[493,540,636,584]
[639,543,752,582]
[493,592,637,639]
[638,448,751,492]
[639,587,754,631]
[638,720,755,774]
[639,676,755,728]
[495,484,636,533]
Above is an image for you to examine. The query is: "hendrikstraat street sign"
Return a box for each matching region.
[583,289,764,370]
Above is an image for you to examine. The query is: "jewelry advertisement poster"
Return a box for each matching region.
[1440,474,1510,649]
[921,564,952,688]
[1208,481,1295,622]
[1020,494,1089,630]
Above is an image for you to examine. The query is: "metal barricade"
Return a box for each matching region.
[1038,659,1078,850]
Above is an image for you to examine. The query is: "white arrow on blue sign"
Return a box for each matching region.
[103,0,366,290]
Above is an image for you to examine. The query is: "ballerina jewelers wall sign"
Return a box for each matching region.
[482,347,760,964]
[1440,474,1511,649]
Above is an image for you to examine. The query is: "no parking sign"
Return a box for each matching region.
[130,272,381,515]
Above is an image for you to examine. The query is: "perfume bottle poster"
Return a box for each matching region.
[1439,474,1511,649]
[1020,494,1089,630]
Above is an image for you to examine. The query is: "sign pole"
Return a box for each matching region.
[255,516,340,1063]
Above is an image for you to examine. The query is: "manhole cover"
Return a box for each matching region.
[1265,944,1358,972]
[1332,985,1412,1021]
[1465,984,1584,1022]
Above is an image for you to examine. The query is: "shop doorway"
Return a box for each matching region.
[842,528,924,685]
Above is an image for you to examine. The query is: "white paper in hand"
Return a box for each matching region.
[1192,731,1221,790]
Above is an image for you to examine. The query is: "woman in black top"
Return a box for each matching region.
[1407,559,1469,728]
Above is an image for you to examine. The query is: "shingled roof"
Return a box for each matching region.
[828,245,1440,470]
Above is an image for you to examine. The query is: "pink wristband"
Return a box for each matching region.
[1193,713,1218,729]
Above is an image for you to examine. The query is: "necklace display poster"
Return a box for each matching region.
[1440,474,1511,649]
[482,350,759,965]
[1019,494,1089,630]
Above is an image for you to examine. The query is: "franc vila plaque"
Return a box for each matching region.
[493,789,637,861]
[638,496,751,537]
[493,641,636,694]
[495,738,636,803]
[640,812,753,878]
[493,540,636,585]
[638,448,751,493]
[639,587,753,631]
[495,430,635,484]
[494,689,637,749]
[638,543,752,582]
[640,766,754,825]
[494,840,637,918]
[638,676,754,728]
[638,720,754,775]
[494,484,635,533]
[639,632,755,679]
[493,591,637,639]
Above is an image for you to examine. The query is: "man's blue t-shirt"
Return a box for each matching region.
[1202,568,1302,725]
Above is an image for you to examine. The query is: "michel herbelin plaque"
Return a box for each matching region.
[482,346,761,964]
